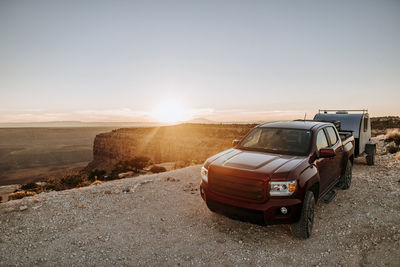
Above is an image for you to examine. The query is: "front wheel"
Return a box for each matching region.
[206,202,216,213]
[291,191,315,239]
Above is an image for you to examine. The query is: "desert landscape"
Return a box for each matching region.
[1,1,399,265]
[0,133,399,266]
[0,119,399,265]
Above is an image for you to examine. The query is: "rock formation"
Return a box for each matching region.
[371,116,400,130]
[87,123,256,172]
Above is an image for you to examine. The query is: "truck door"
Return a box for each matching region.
[315,129,336,193]
[325,126,343,183]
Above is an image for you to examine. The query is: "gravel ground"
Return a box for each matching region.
[1,144,399,266]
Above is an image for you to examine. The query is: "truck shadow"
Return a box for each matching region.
[202,201,325,242]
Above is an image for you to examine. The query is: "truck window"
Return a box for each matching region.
[316,130,329,151]
[242,128,262,147]
[326,127,338,145]
[239,128,312,155]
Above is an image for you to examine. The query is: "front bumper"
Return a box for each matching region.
[200,181,302,225]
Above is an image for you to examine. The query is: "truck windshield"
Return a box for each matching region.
[239,127,312,156]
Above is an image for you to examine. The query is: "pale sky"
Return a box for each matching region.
[0,0,399,123]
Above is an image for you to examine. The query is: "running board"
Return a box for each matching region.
[323,190,337,204]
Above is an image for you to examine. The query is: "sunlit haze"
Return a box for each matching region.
[1,0,399,123]
[152,100,189,123]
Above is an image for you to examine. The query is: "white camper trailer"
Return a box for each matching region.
[314,110,376,165]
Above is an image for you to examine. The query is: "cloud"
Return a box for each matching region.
[204,109,308,122]
[0,108,151,122]
[0,108,310,123]
[73,109,150,122]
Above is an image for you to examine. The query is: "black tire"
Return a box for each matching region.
[338,160,352,189]
[206,202,216,213]
[366,154,374,166]
[291,191,315,239]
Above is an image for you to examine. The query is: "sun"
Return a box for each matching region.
[152,100,189,123]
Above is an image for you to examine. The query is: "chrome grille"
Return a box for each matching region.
[209,172,265,202]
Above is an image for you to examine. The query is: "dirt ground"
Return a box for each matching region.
[0,141,399,266]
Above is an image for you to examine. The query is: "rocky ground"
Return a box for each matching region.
[0,139,399,266]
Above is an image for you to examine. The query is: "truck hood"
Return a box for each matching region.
[206,148,306,179]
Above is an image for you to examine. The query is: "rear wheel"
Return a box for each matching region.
[338,160,352,189]
[366,154,374,166]
[291,191,315,239]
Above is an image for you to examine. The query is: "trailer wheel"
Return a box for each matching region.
[338,160,352,189]
[291,191,315,239]
[366,154,374,165]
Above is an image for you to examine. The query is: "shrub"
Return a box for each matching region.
[128,156,151,172]
[150,165,167,173]
[42,177,61,191]
[60,172,88,188]
[106,156,151,181]
[88,169,106,181]
[386,129,400,145]
[90,180,104,186]
[112,156,151,174]
[103,172,119,181]
[44,172,89,191]
[8,191,36,201]
[77,180,91,187]
[20,182,38,191]
[387,144,399,154]
[173,160,191,169]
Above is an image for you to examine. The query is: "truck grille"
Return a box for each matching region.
[209,172,265,202]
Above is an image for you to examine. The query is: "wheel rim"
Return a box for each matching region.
[307,199,315,234]
[346,165,352,187]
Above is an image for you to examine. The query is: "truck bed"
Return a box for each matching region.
[339,130,355,152]
[339,130,353,142]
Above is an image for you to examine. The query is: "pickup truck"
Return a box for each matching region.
[200,121,355,238]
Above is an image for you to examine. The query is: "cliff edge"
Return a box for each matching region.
[87,123,256,172]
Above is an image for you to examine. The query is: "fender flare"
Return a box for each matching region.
[298,165,320,201]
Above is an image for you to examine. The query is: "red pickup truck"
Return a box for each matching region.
[200,121,355,238]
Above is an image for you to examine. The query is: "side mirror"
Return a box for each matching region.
[232,139,240,147]
[309,152,317,164]
[319,148,336,158]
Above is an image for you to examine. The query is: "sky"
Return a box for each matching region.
[0,0,399,123]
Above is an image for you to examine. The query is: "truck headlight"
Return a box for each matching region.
[200,167,208,183]
[269,180,297,196]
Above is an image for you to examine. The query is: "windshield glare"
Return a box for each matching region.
[239,127,312,155]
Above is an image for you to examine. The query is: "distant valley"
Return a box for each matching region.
[0,127,117,185]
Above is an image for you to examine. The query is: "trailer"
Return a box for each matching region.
[314,109,376,165]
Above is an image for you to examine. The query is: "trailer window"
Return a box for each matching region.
[363,116,369,132]
[316,130,329,151]
[326,127,338,145]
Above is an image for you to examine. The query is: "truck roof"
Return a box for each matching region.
[258,121,329,130]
